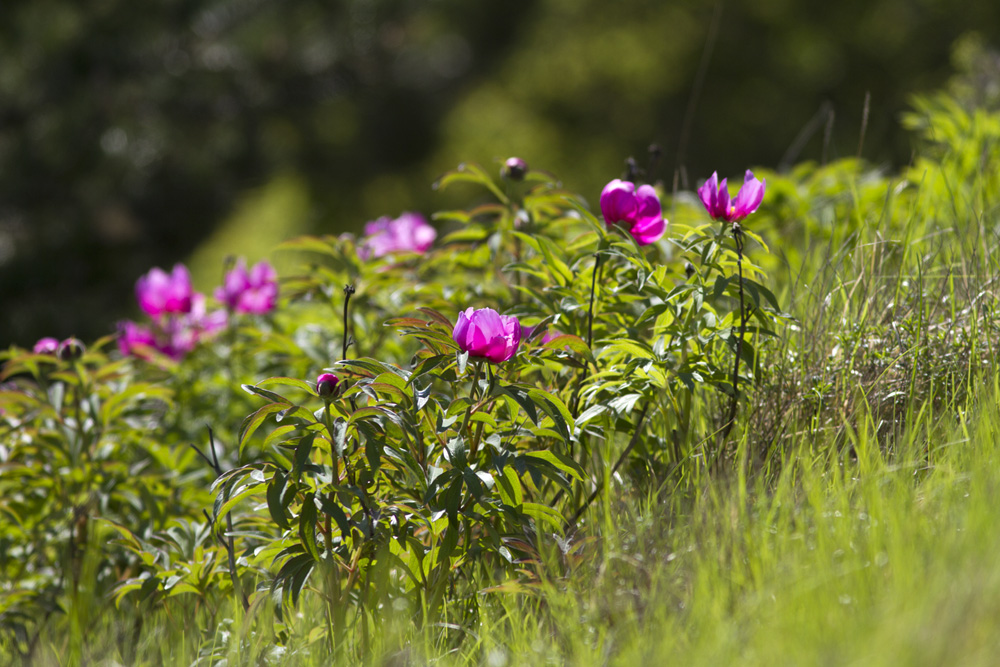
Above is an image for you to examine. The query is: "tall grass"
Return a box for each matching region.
[27,237,1000,666]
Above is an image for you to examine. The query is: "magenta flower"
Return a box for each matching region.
[452,307,521,363]
[358,212,436,260]
[117,321,160,358]
[698,170,766,222]
[33,337,60,354]
[174,293,228,347]
[118,294,227,362]
[316,372,339,398]
[599,180,666,245]
[136,264,194,318]
[216,259,279,314]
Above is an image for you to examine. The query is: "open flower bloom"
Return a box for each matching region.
[452,307,521,363]
[117,321,162,359]
[118,294,227,362]
[136,264,194,318]
[698,170,766,222]
[599,180,666,245]
[33,337,60,354]
[216,259,279,314]
[358,212,436,260]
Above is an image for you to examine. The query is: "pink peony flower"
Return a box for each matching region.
[216,259,279,314]
[118,294,227,362]
[117,321,160,358]
[698,170,766,222]
[172,293,228,351]
[452,307,521,363]
[599,180,666,245]
[357,212,436,260]
[33,337,60,354]
[136,264,194,318]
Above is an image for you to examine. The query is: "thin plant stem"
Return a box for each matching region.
[342,284,355,362]
[191,427,249,612]
[563,404,651,531]
[586,252,602,351]
[721,224,748,442]
[343,284,357,412]
[460,361,483,441]
[568,251,604,436]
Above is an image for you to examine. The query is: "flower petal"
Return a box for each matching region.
[600,179,637,225]
[731,170,765,220]
[698,172,724,219]
[630,215,666,245]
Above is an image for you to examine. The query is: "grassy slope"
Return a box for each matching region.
[17,101,1000,665]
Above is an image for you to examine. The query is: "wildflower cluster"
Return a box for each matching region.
[4,154,779,661]
[116,260,277,361]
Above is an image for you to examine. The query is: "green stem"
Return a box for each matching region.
[564,403,651,531]
[721,224,748,442]
[586,252,602,351]
[460,361,483,439]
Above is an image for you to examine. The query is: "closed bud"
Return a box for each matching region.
[316,372,339,398]
[57,337,85,361]
[502,157,528,181]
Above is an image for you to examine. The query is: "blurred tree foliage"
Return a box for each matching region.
[1,0,998,345]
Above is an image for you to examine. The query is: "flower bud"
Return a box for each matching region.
[316,372,339,398]
[57,337,85,361]
[502,157,528,182]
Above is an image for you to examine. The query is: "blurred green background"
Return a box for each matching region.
[2,0,999,346]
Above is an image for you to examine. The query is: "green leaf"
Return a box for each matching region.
[273,552,315,606]
[536,236,574,285]
[276,235,339,257]
[259,376,317,395]
[526,387,574,441]
[241,383,291,404]
[299,492,321,562]
[575,404,607,427]
[522,502,565,530]
[292,433,316,483]
[524,450,586,483]
[444,436,468,468]
[608,393,643,414]
[603,340,656,361]
[543,334,595,366]
[240,403,290,455]
[214,479,266,521]
[266,472,291,530]
[495,464,523,507]
[495,383,537,425]
[318,494,352,536]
